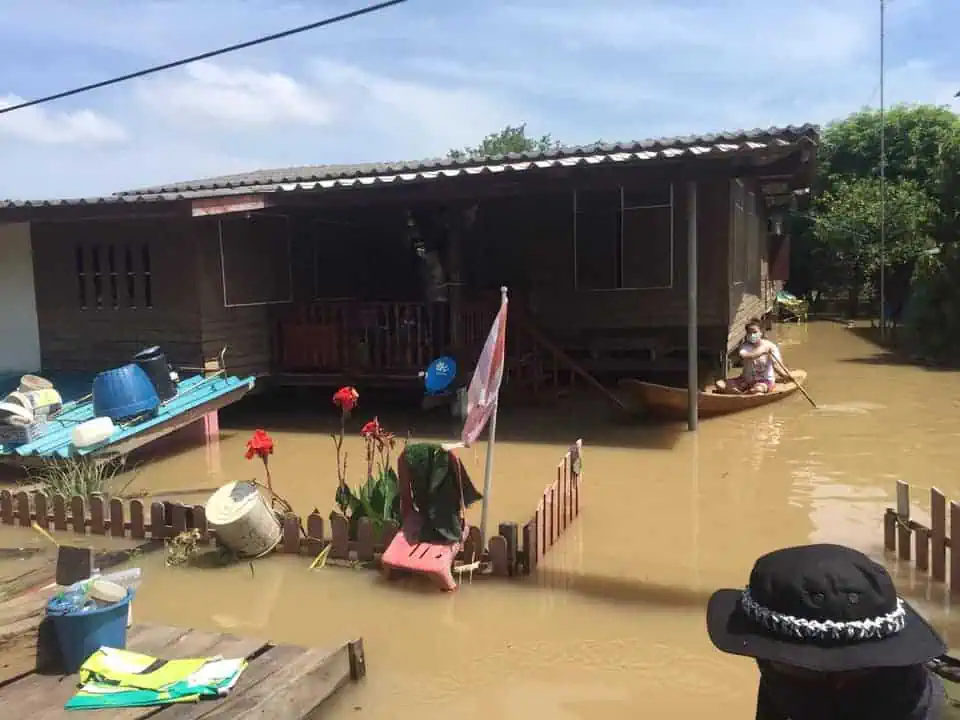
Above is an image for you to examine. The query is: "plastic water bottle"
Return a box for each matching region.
[59,588,88,612]
[97,567,142,590]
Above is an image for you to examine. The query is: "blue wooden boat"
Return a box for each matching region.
[0,373,255,467]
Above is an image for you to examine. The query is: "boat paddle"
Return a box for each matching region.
[771,353,817,409]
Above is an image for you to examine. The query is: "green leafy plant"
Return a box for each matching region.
[345,466,400,535]
[331,411,401,534]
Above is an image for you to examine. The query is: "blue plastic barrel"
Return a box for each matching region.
[46,589,133,673]
[92,364,160,421]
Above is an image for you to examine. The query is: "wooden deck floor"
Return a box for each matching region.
[0,622,365,718]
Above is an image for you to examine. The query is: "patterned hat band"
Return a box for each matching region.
[740,589,907,642]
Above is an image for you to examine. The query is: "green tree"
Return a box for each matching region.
[447,123,560,162]
[791,104,960,309]
[819,104,960,197]
[810,177,936,314]
[934,120,960,242]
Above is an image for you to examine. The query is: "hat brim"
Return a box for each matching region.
[706,589,946,672]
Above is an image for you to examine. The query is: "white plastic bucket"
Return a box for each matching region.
[72,417,115,448]
[19,375,53,392]
[204,481,282,558]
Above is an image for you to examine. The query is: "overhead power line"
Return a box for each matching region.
[0,0,409,116]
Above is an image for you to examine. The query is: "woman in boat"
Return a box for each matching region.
[706,544,949,720]
[716,319,784,394]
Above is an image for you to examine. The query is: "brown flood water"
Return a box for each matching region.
[112,321,960,718]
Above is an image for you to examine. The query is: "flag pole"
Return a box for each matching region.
[478,286,507,544]
[479,398,498,544]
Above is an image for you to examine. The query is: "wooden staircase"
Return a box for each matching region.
[502,306,628,411]
[454,293,626,411]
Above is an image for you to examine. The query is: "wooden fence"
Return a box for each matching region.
[0,440,584,579]
[522,439,583,573]
[0,489,520,576]
[884,480,960,598]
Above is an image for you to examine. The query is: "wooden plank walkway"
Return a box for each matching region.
[0,623,365,719]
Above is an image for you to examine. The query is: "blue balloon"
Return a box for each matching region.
[424,356,457,394]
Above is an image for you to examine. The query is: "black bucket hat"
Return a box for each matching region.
[707,544,946,672]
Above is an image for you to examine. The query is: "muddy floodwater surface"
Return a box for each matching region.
[107,322,960,718]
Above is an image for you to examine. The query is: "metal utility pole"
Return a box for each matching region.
[879,0,887,338]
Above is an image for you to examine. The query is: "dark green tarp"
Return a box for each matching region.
[403,443,482,544]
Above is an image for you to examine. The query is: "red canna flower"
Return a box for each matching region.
[360,417,381,438]
[245,429,275,461]
[332,386,359,413]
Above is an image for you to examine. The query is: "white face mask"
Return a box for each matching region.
[747,332,761,344]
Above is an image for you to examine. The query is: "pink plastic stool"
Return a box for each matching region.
[381,513,463,591]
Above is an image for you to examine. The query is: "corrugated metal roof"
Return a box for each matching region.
[1,124,817,209]
[0,186,261,209]
[0,374,255,460]
[124,124,818,194]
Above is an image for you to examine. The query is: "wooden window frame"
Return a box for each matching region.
[572,182,675,292]
[217,213,294,308]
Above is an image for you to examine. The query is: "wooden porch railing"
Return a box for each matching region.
[275,295,617,408]
[277,299,493,375]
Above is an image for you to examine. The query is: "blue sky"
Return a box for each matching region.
[0,0,957,199]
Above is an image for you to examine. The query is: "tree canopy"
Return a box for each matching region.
[810,177,936,292]
[818,104,959,197]
[447,123,560,162]
[791,104,960,310]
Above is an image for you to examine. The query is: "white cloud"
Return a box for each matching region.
[0,96,125,144]
[140,62,333,127]
[308,60,524,156]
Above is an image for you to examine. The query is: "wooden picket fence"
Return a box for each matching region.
[884,480,960,598]
[0,440,584,578]
[0,489,200,542]
[0,488,521,576]
[522,439,583,573]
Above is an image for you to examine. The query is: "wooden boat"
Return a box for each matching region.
[618,369,808,420]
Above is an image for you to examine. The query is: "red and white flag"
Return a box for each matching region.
[461,290,508,447]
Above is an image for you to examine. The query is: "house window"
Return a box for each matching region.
[573,183,674,290]
[218,214,292,307]
[75,242,153,310]
[107,246,119,309]
[141,244,153,308]
[91,245,104,309]
[75,246,87,309]
[124,246,136,307]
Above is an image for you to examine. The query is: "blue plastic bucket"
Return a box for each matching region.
[92,364,160,421]
[46,588,133,673]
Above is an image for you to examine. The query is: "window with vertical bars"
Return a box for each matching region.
[75,243,153,310]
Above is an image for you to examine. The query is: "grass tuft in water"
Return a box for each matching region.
[26,457,135,498]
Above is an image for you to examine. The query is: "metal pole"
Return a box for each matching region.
[478,399,498,545]
[879,0,887,338]
[687,181,699,431]
[478,285,508,545]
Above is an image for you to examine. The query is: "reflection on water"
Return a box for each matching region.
[92,322,960,718]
